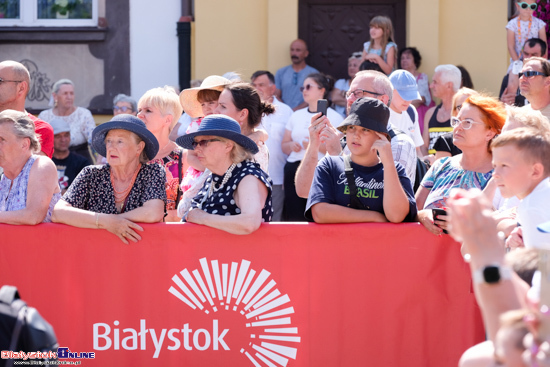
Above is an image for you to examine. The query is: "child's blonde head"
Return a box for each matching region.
[491,127,550,177]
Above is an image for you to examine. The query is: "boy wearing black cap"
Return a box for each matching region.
[305,98,417,223]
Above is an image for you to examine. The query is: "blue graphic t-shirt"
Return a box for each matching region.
[305,155,417,222]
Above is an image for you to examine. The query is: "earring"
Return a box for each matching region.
[54,100,58,108]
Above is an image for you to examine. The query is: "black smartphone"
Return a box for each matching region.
[317,99,328,116]
[432,208,449,234]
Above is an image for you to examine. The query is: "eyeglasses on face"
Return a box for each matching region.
[300,84,321,92]
[0,77,22,84]
[191,138,221,149]
[519,71,548,78]
[345,89,383,99]
[113,106,133,112]
[450,117,484,130]
[517,1,537,10]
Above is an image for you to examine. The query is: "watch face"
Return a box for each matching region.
[483,266,501,284]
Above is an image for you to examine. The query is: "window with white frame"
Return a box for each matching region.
[0,0,98,27]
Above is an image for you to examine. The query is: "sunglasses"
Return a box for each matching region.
[519,71,548,78]
[517,1,537,10]
[300,84,321,92]
[113,106,133,112]
[450,117,484,130]
[0,77,22,84]
[191,138,220,148]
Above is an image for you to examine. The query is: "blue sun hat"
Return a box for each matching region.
[91,114,159,160]
[176,114,259,154]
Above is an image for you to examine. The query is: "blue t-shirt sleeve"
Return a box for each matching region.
[395,162,418,222]
[305,157,335,221]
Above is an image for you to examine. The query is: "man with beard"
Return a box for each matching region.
[275,39,319,111]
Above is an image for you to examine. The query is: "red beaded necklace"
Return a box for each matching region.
[111,163,141,209]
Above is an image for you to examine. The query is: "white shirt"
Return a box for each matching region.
[388,106,424,148]
[285,107,344,163]
[260,97,293,185]
[493,188,520,212]
[388,122,417,184]
[518,178,550,249]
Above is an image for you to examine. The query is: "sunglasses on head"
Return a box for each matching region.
[517,1,537,10]
[519,71,548,78]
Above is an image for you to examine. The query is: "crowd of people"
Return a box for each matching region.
[2,4,550,365]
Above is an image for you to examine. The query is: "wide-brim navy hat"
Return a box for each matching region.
[337,97,391,141]
[92,114,159,160]
[176,114,259,154]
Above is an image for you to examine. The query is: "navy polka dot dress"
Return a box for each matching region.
[191,161,273,222]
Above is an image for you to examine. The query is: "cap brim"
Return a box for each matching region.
[176,129,259,155]
[396,89,422,101]
[337,117,391,142]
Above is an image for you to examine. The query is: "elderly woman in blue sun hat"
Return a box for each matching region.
[176,114,273,234]
[52,114,167,244]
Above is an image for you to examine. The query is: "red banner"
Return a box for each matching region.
[1,222,484,366]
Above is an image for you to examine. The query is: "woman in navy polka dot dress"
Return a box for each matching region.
[177,114,273,234]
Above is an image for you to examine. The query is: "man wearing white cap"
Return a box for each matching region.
[389,70,428,158]
[50,118,90,193]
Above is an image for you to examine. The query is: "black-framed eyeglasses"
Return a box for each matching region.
[191,139,221,148]
[519,71,548,79]
[517,1,537,10]
[345,89,383,99]
[113,106,133,112]
[0,77,22,84]
[300,84,321,92]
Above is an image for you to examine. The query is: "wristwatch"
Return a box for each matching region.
[473,264,513,285]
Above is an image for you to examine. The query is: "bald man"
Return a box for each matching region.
[0,60,53,157]
[275,39,319,111]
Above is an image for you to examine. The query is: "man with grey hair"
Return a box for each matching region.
[0,60,54,158]
[295,70,417,199]
[423,64,461,154]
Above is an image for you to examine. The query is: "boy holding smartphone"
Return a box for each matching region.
[491,127,550,248]
[305,98,417,223]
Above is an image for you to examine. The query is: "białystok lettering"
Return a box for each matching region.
[93,319,229,358]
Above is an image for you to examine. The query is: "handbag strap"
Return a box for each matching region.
[344,155,366,210]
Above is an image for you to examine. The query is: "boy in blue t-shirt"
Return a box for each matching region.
[305,98,417,223]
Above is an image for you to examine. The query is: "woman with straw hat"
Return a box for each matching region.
[177,114,273,234]
[52,114,167,244]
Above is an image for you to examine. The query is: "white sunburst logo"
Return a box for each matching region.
[168,257,300,367]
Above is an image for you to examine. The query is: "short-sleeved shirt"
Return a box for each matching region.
[518,178,550,248]
[389,107,423,148]
[190,160,273,222]
[28,114,54,158]
[305,155,417,222]
[285,107,344,163]
[420,155,492,209]
[275,64,319,109]
[63,163,167,214]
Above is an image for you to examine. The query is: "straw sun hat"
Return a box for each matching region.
[179,75,231,118]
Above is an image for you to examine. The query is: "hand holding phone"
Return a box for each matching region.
[317,99,328,116]
[432,208,449,234]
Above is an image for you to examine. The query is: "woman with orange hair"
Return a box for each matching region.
[416,94,507,235]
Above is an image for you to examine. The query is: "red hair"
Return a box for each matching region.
[463,94,506,134]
